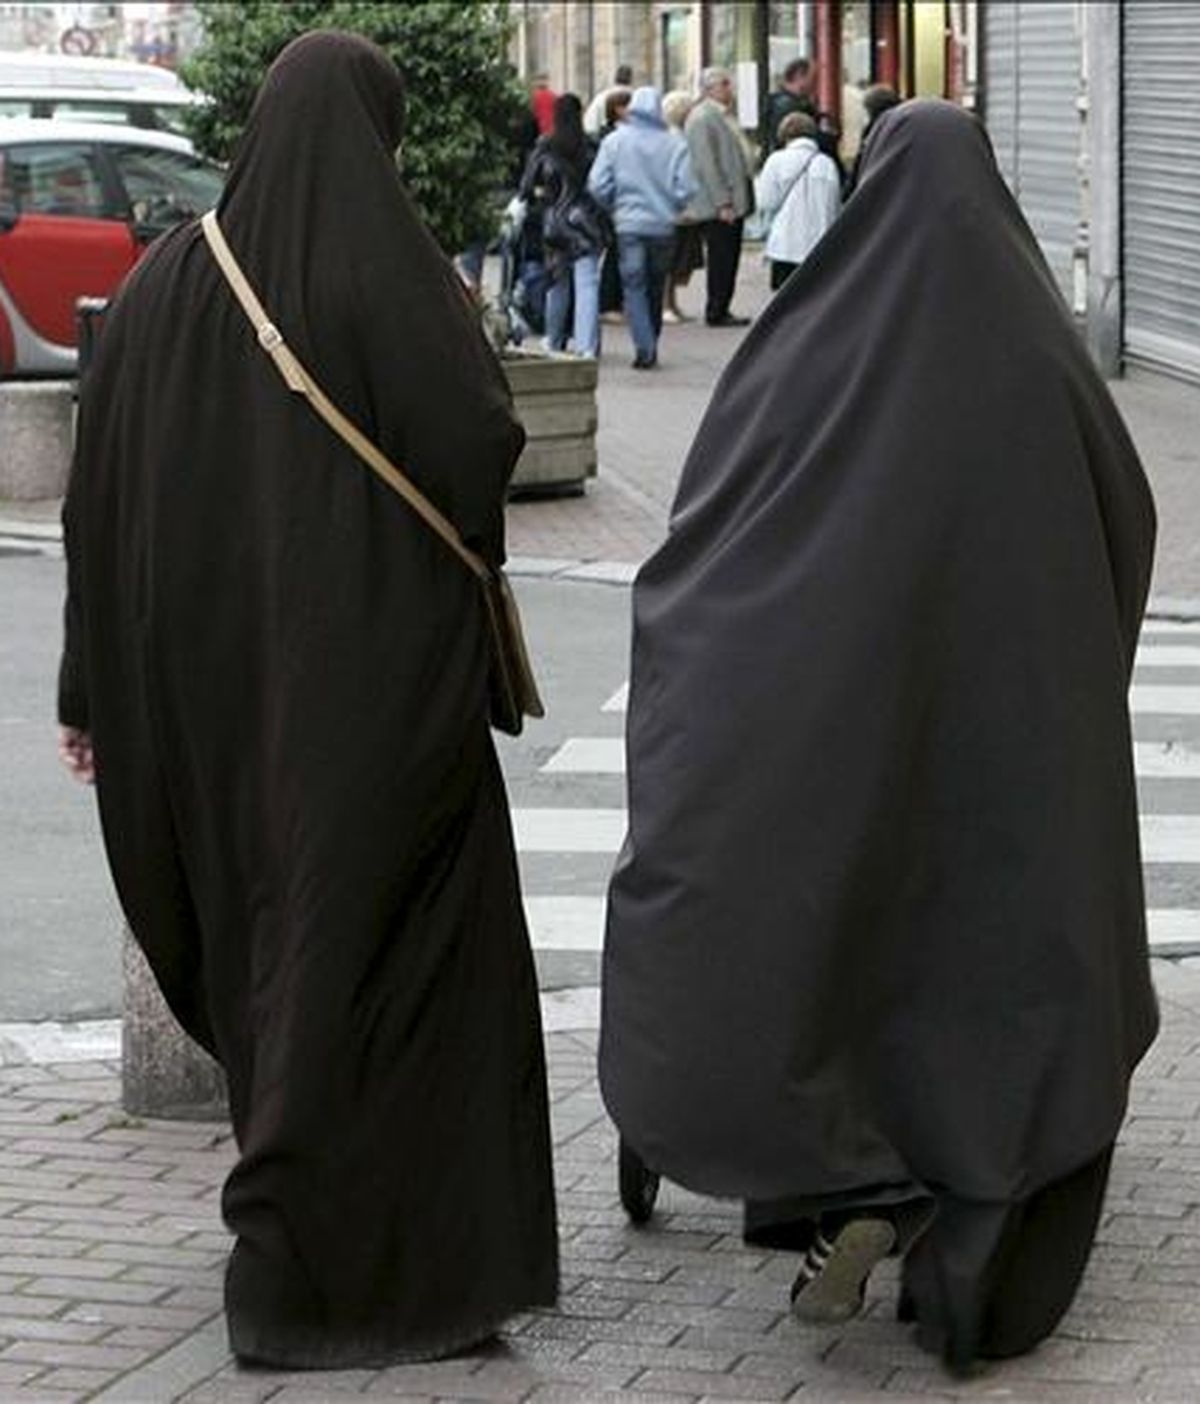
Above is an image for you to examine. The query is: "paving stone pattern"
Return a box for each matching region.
[501,257,1200,610]
[2,978,1200,1402]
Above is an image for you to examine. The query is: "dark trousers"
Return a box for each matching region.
[702,216,744,322]
[599,244,622,313]
[769,259,799,291]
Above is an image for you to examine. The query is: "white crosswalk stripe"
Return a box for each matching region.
[521,640,1200,959]
[1131,686,1200,715]
[1134,741,1200,778]
[514,808,626,853]
[524,896,606,951]
[602,683,628,713]
[1142,621,1200,635]
[541,738,625,774]
[1136,646,1200,668]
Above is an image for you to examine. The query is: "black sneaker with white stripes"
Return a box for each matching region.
[790,1217,897,1324]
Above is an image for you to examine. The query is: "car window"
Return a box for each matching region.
[112,145,223,222]
[49,100,132,126]
[148,103,191,136]
[0,99,34,118]
[2,142,106,217]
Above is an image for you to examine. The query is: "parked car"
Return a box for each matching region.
[0,52,195,136]
[0,119,224,376]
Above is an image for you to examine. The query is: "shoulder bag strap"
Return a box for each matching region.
[777,149,818,211]
[199,210,489,584]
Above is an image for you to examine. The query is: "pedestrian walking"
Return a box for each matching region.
[519,94,607,357]
[588,86,694,370]
[845,84,901,195]
[762,56,817,154]
[601,100,1156,1372]
[584,62,634,136]
[597,86,633,322]
[57,32,557,1369]
[661,89,704,323]
[530,71,556,135]
[685,67,754,327]
[755,110,841,290]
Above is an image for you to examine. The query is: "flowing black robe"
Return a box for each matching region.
[59,32,557,1367]
[601,100,1157,1366]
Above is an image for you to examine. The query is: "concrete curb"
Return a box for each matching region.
[0,524,644,585]
[7,971,1199,1067]
[8,516,1200,614]
[507,555,637,586]
[0,989,603,1068]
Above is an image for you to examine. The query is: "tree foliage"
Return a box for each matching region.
[182,1,523,253]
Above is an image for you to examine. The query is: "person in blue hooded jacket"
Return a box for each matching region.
[588,86,695,369]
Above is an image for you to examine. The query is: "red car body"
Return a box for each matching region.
[0,119,223,375]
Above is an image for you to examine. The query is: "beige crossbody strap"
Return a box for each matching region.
[199,210,489,583]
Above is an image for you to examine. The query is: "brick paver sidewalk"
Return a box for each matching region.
[6,253,1196,602]
[502,261,771,571]
[501,257,1200,610]
[2,961,1200,1403]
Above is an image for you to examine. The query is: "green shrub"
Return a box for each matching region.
[182,1,524,253]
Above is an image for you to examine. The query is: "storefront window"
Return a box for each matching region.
[841,0,872,88]
[518,2,554,82]
[707,1,758,69]
[614,1,653,85]
[767,1,804,86]
[661,6,693,94]
[912,0,948,97]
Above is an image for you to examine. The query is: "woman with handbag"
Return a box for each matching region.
[519,93,607,357]
[755,110,842,291]
[601,100,1156,1370]
[56,31,557,1369]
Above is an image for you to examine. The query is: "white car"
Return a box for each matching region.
[0,52,198,138]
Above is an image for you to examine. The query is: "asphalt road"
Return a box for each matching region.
[0,549,630,1021]
[8,540,1200,1021]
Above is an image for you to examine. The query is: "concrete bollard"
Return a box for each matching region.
[122,929,228,1121]
[0,381,74,500]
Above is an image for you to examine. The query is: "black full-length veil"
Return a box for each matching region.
[61,31,557,1368]
[601,99,1156,1364]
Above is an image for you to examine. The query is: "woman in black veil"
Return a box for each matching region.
[601,100,1156,1369]
[58,32,557,1368]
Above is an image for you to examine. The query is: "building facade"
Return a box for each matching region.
[514,1,1199,381]
[0,2,201,66]
[512,2,974,153]
[979,0,1200,381]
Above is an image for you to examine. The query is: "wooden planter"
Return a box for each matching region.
[503,348,598,496]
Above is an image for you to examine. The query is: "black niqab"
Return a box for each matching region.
[60,31,556,1367]
[601,100,1156,1364]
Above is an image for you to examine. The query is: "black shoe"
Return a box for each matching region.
[705,313,751,327]
[790,1218,896,1325]
[632,353,658,370]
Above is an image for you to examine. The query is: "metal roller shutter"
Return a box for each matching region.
[982,0,1017,182]
[982,1,1080,301]
[1124,2,1200,379]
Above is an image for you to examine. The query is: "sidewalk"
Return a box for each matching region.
[4,254,1197,605]
[0,960,1199,1402]
[4,256,1200,1402]
[503,256,1200,614]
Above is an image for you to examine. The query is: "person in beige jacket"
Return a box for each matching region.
[684,67,754,326]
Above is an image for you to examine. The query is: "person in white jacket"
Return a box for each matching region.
[755,111,842,291]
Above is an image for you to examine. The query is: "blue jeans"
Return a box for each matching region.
[617,234,674,361]
[545,251,601,357]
